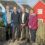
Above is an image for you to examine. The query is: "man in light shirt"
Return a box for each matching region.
[5,5,12,41]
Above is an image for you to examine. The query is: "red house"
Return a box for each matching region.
[34,1,45,22]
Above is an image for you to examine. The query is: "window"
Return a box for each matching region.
[37,9,43,14]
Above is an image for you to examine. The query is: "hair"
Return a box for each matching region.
[30,8,34,11]
[29,8,35,13]
[5,4,9,9]
[22,5,26,10]
[13,5,17,8]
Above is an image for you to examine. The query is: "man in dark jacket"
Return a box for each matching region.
[11,6,20,41]
[20,6,29,40]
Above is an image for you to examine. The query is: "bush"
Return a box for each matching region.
[0,21,4,27]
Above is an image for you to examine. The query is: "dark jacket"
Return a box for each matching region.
[19,12,29,26]
[11,12,20,25]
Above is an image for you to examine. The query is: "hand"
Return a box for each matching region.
[23,24,25,26]
[21,24,25,26]
[21,24,25,28]
[29,26,31,28]
[21,24,23,26]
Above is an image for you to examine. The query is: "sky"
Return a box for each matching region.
[13,0,39,7]
[0,0,45,12]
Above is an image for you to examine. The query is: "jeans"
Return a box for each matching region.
[12,24,20,40]
[20,26,26,39]
[30,29,37,42]
[5,24,12,40]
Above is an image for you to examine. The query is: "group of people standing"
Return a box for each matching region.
[2,4,38,44]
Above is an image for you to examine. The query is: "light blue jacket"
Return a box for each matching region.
[2,12,7,26]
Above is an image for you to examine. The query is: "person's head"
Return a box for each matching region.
[13,6,17,13]
[30,9,34,14]
[21,6,26,13]
[5,5,9,11]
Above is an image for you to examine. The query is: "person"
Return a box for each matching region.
[28,9,38,43]
[20,6,29,41]
[5,5,12,41]
[11,6,20,42]
[2,5,12,41]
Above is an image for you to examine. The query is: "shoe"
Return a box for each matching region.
[20,38,26,41]
[16,38,19,41]
[27,39,30,43]
[32,42,38,45]
[12,39,16,42]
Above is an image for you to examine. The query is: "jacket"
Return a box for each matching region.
[11,12,20,25]
[28,13,38,30]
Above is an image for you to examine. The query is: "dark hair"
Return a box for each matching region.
[22,5,26,9]
[13,4,17,8]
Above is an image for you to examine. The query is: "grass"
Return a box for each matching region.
[36,20,45,45]
[0,21,4,27]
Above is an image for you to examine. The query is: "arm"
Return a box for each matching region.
[0,3,5,12]
[25,13,29,26]
[18,13,20,25]
[2,12,7,26]
[11,13,13,22]
[32,15,38,29]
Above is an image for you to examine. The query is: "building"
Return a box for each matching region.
[34,1,45,23]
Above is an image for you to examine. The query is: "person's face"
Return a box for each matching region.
[30,9,34,14]
[6,5,9,11]
[30,10,34,13]
[13,7,17,13]
[21,7,25,13]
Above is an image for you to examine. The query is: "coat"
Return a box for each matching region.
[19,12,29,26]
[2,12,7,26]
[28,13,38,30]
[11,12,20,25]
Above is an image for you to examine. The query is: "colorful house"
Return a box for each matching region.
[34,1,45,23]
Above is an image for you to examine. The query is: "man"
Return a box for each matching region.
[20,6,29,40]
[11,6,20,42]
[5,5,12,41]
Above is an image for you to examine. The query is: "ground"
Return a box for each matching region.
[0,40,38,45]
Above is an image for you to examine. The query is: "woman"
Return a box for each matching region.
[28,9,38,43]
